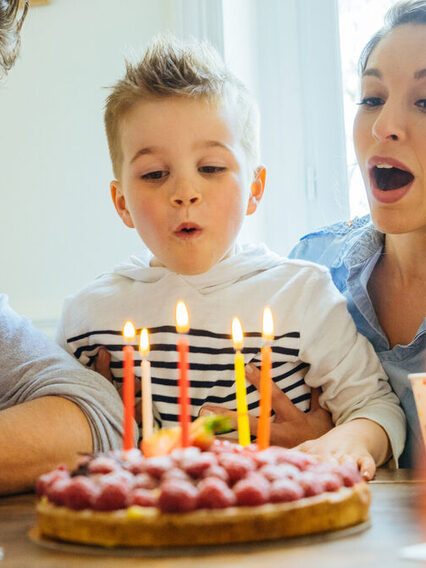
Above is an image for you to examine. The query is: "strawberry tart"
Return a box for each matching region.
[35,435,370,548]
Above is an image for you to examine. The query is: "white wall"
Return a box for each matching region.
[0,0,348,336]
[1,0,178,333]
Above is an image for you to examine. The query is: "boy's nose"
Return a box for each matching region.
[372,102,406,143]
[170,181,202,207]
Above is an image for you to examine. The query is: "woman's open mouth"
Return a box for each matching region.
[368,158,414,204]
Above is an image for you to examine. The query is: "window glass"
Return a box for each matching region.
[338,0,395,217]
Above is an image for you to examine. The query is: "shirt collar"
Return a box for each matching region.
[333,221,384,269]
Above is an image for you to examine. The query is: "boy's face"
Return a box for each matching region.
[111,96,265,275]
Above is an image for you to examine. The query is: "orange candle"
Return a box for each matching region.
[122,320,136,451]
[176,301,190,447]
[257,307,274,450]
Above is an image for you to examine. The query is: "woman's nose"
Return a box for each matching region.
[372,101,406,142]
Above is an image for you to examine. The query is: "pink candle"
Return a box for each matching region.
[139,328,153,439]
[176,301,190,447]
[122,320,136,451]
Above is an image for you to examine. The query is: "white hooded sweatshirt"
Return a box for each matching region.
[57,243,405,460]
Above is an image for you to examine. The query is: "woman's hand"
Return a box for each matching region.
[94,348,142,424]
[199,363,333,447]
[296,420,380,481]
[94,347,114,382]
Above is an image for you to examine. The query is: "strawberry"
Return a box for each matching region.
[141,415,232,457]
[141,427,181,458]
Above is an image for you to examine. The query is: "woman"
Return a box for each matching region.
[0,0,124,495]
[290,0,426,468]
[201,0,425,470]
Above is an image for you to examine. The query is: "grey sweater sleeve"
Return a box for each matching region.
[0,295,123,452]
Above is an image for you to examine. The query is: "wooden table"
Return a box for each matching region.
[0,469,423,568]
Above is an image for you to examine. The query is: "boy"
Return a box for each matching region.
[57,36,405,478]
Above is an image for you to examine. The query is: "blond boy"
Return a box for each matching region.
[58,37,405,479]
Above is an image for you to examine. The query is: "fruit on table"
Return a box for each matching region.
[141,415,232,457]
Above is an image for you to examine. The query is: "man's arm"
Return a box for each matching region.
[0,396,93,495]
[0,295,125,494]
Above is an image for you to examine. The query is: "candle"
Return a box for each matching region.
[232,317,250,446]
[257,306,274,450]
[139,328,153,439]
[176,301,190,447]
[122,320,136,451]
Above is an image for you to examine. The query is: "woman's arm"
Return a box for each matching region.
[199,363,333,446]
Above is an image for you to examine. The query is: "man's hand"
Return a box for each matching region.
[199,363,333,447]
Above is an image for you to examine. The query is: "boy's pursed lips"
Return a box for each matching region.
[173,222,203,239]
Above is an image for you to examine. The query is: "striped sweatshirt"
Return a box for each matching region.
[57,243,405,460]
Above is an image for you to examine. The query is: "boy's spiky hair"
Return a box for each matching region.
[104,35,260,179]
[0,0,28,79]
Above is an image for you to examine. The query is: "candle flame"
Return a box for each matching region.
[139,328,149,356]
[231,317,244,351]
[262,306,274,341]
[122,320,136,341]
[176,300,190,333]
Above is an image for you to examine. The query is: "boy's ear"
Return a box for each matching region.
[246,166,266,216]
[110,181,134,229]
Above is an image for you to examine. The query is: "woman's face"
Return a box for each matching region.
[354,24,426,236]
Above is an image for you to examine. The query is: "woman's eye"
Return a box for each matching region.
[199,166,226,174]
[357,97,384,108]
[141,170,168,181]
[415,99,426,111]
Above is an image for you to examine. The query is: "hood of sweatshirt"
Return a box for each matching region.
[113,243,285,294]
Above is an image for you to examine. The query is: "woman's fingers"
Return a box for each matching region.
[94,348,113,382]
[245,363,303,421]
[244,363,261,387]
[309,387,322,410]
[357,454,376,481]
[94,349,141,397]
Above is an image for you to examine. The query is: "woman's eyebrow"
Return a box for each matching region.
[362,68,381,79]
[363,68,426,80]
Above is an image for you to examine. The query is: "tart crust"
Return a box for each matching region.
[36,482,370,548]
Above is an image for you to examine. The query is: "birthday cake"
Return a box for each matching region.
[35,419,370,548]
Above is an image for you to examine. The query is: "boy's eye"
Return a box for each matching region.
[141,170,169,180]
[199,166,226,174]
[415,99,426,111]
[357,97,384,108]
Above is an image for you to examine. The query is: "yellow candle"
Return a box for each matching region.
[139,328,153,439]
[232,317,251,446]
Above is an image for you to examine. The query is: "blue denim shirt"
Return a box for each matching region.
[289,215,426,467]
